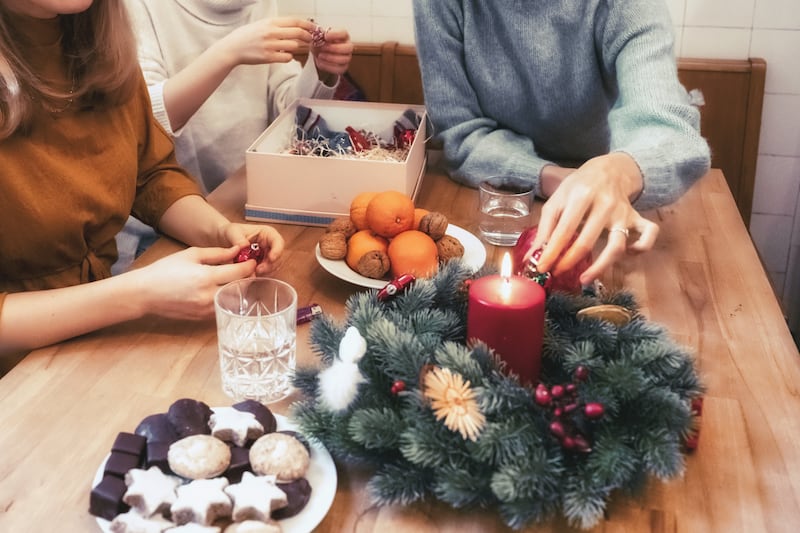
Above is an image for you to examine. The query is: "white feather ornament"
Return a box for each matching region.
[318,326,367,411]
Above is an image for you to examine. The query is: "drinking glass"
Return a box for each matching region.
[214,278,297,404]
[477,176,535,246]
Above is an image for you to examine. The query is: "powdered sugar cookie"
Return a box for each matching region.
[168,435,231,480]
[170,478,232,526]
[209,407,263,447]
[109,510,172,533]
[249,433,309,482]
[224,472,287,522]
[122,466,181,517]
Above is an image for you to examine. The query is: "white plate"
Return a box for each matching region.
[93,414,337,533]
[315,224,487,289]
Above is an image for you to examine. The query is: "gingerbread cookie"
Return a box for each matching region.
[168,435,231,480]
[249,433,309,482]
[167,398,213,438]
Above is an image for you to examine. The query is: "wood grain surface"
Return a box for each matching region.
[0,165,797,533]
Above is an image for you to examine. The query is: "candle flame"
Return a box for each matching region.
[500,252,512,279]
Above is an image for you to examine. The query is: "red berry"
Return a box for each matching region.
[534,384,552,406]
[551,384,565,398]
[573,434,592,453]
[553,407,563,417]
[574,366,589,381]
[561,436,576,450]
[549,420,566,439]
[563,402,578,414]
[392,380,406,393]
[565,383,577,395]
[584,402,605,419]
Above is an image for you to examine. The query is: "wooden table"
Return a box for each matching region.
[1,166,798,532]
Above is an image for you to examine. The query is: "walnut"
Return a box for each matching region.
[355,250,391,279]
[436,234,465,263]
[419,212,449,240]
[318,232,348,260]
[327,217,357,239]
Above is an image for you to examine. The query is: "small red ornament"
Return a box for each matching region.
[583,402,605,420]
[390,380,406,395]
[549,420,566,439]
[345,126,371,152]
[234,242,264,263]
[378,274,416,302]
[534,384,552,406]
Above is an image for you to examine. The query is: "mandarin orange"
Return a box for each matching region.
[365,190,415,238]
[413,208,430,230]
[349,191,378,230]
[387,230,439,279]
[345,229,389,272]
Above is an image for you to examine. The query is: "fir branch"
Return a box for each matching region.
[473,418,546,467]
[635,427,685,480]
[348,407,405,450]
[308,315,346,365]
[561,468,611,530]
[497,498,557,530]
[432,459,495,508]
[368,462,432,506]
[585,426,640,487]
[291,366,320,397]
[434,341,493,384]
[491,448,564,503]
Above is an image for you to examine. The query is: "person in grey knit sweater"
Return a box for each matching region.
[413,0,710,283]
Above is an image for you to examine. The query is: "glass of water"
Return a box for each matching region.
[478,176,535,246]
[214,278,297,404]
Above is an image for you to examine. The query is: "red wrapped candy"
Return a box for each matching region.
[234,243,264,264]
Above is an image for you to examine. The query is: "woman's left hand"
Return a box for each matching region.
[220,223,285,275]
[529,153,659,285]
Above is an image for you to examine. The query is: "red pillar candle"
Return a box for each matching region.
[467,253,546,384]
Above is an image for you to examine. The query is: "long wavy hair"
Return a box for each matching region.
[0,0,139,139]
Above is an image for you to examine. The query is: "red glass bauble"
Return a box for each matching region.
[512,226,592,294]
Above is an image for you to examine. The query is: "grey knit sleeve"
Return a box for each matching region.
[412,0,551,193]
[602,0,711,210]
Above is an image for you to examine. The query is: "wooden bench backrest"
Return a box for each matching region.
[301,42,765,224]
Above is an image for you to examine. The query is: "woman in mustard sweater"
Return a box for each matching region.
[0,0,284,364]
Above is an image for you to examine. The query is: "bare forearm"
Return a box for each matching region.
[162,43,236,131]
[0,276,147,356]
[157,195,231,248]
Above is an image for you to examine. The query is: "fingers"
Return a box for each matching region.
[628,218,659,253]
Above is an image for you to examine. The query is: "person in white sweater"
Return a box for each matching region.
[114,0,352,273]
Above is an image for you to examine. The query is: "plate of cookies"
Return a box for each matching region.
[90,398,337,533]
[315,223,486,289]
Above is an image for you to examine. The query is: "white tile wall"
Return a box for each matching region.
[275,0,800,336]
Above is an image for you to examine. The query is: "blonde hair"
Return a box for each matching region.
[0,1,139,138]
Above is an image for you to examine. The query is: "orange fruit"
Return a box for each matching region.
[346,229,389,271]
[413,208,430,230]
[387,230,439,279]
[365,190,416,238]
[350,191,378,230]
